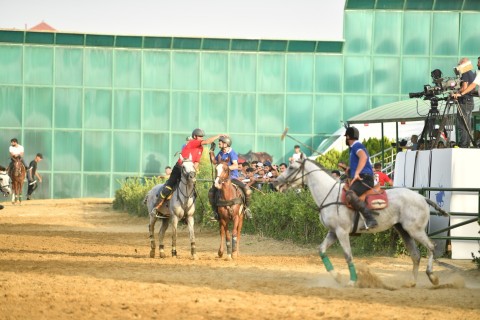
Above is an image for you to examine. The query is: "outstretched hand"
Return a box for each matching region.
[210,142,216,152]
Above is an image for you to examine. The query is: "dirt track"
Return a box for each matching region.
[0,199,479,320]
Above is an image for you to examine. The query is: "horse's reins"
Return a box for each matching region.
[175,165,196,211]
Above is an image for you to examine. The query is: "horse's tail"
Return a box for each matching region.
[425,198,449,217]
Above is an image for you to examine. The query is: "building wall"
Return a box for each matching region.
[1,4,480,198]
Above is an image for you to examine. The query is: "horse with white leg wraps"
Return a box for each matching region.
[274,158,449,288]
[146,159,198,260]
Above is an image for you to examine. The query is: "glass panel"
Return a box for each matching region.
[433,0,462,10]
[55,88,82,128]
[201,53,227,91]
[55,47,83,86]
[202,38,230,51]
[345,0,375,9]
[31,172,50,199]
[142,91,170,131]
[83,174,111,197]
[229,93,256,133]
[24,87,53,128]
[256,135,285,164]
[430,57,458,79]
[314,95,343,134]
[344,57,371,93]
[114,90,141,130]
[315,55,343,93]
[460,13,480,56]
[200,93,228,132]
[258,54,285,92]
[376,0,404,9]
[143,133,169,176]
[373,12,401,55]
[257,94,284,134]
[83,131,112,172]
[401,57,430,95]
[286,95,312,134]
[54,131,82,171]
[231,134,255,160]
[403,12,431,55]
[53,173,81,198]
[286,55,313,92]
[24,129,52,170]
[143,51,170,89]
[344,11,373,54]
[405,0,433,10]
[343,95,370,120]
[84,89,112,129]
[172,52,199,90]
[0,45,22,84]
[229,53,256,92]
[373,57,400,94]
[372,96,399,109]
[114,50,141,88]
[171,92,198,132]
[432,13,459,56]
[113,132,141,173]
[84,48,113,87]
[24,46,53,85]
[0,86,22,127]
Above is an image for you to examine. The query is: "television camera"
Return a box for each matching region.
[408,69,461,101]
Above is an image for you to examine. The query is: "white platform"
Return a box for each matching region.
[394,148,480,259]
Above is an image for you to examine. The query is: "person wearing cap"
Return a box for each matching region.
[26,153,43,200]
[208,135,253,220]
[152,128,224,217]
[344,126,378,229]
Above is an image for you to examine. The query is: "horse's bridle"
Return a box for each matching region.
[175,162,197,208]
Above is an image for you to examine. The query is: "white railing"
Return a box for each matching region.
[369,146,396,176]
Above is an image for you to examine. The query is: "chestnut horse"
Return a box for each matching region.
[9,157,26,204]
[214,162,245,260]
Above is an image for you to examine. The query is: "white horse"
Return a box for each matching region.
[274,158,449,287]
[0,170,12,201]
[146,160,198,260]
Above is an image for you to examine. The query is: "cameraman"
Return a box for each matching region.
[454,56,480,99]
[452,58,476,148]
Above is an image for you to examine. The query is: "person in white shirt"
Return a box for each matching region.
[288,145,306,163]
[8,138,28,173]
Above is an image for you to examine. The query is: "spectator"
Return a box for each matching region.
[288,145,306,164]
[373,162,393,186]
[238,162,250,181]
[331,170,341,180]
[278,162,288,173]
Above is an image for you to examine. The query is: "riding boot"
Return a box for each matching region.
[152,185,173,217]
[208,187,219,221]
[243,187,253,219]
[346,191,378,230]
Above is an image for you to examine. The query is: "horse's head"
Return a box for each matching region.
[214,162,230,189]
[273,158,306,192]
[0,172,12,196]
[181,159,197,184]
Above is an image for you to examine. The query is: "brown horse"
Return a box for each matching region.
[213,162,245,260]
[9,156,26,204]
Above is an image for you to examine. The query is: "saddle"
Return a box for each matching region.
[215,184,244,208]
[341,183,389,211]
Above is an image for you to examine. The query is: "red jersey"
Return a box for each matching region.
[374,171,393,186]
[178,139,203,164]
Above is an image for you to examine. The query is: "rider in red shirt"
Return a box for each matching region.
[373,162,393,186]
[152,128,223,216]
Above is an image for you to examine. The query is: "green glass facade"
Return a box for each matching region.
[1,2,480,198]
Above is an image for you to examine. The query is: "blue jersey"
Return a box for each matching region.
[216,148,239,179]
[349,141,373,177]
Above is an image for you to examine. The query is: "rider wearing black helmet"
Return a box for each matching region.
[208,135,253,220]
[152,128,224,218]
[344,126,378,229]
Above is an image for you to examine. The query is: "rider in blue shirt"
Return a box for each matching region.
[344,126,378,229]
[208,136,252,220]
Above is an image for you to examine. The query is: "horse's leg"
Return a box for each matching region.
[394,223,420,287]
[319,231,341,283]
[235,210,244,257]
[333,229,357,287]
[148,213,157,258]
[217,209,225,258]
[186,212,197,260]
[231,214,239,259]
[158,219,169,259]
[171,215,178,258]
[408,227,438,286]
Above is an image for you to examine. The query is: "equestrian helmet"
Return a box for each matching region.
[191,128,205,138]
[219,136,232,147]
[344,126,359,140]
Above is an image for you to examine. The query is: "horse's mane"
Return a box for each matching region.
[305,158,338,181]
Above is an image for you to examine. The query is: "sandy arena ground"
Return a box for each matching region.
[0,198,479,320]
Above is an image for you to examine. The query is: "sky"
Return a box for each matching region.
[0,0,346,41]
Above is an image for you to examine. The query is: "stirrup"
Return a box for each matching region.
[244,208,253,219]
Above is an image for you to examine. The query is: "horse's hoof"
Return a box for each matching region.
[346,280,356,288]
[217,252,223,258]
[149,250,155,258]
[160,252,166,259]
[429,274,439,286]
[225,255,232,261]
[329,270,341,284]
[191,254,198,260]
[402,281,416,288]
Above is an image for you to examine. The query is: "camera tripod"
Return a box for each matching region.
[420,95,475,149]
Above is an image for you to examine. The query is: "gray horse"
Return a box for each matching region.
[146,160,198,260]
[274,158,449,287]
[0,170,12,209]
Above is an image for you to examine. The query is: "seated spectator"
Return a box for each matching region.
[288,145,306,164]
